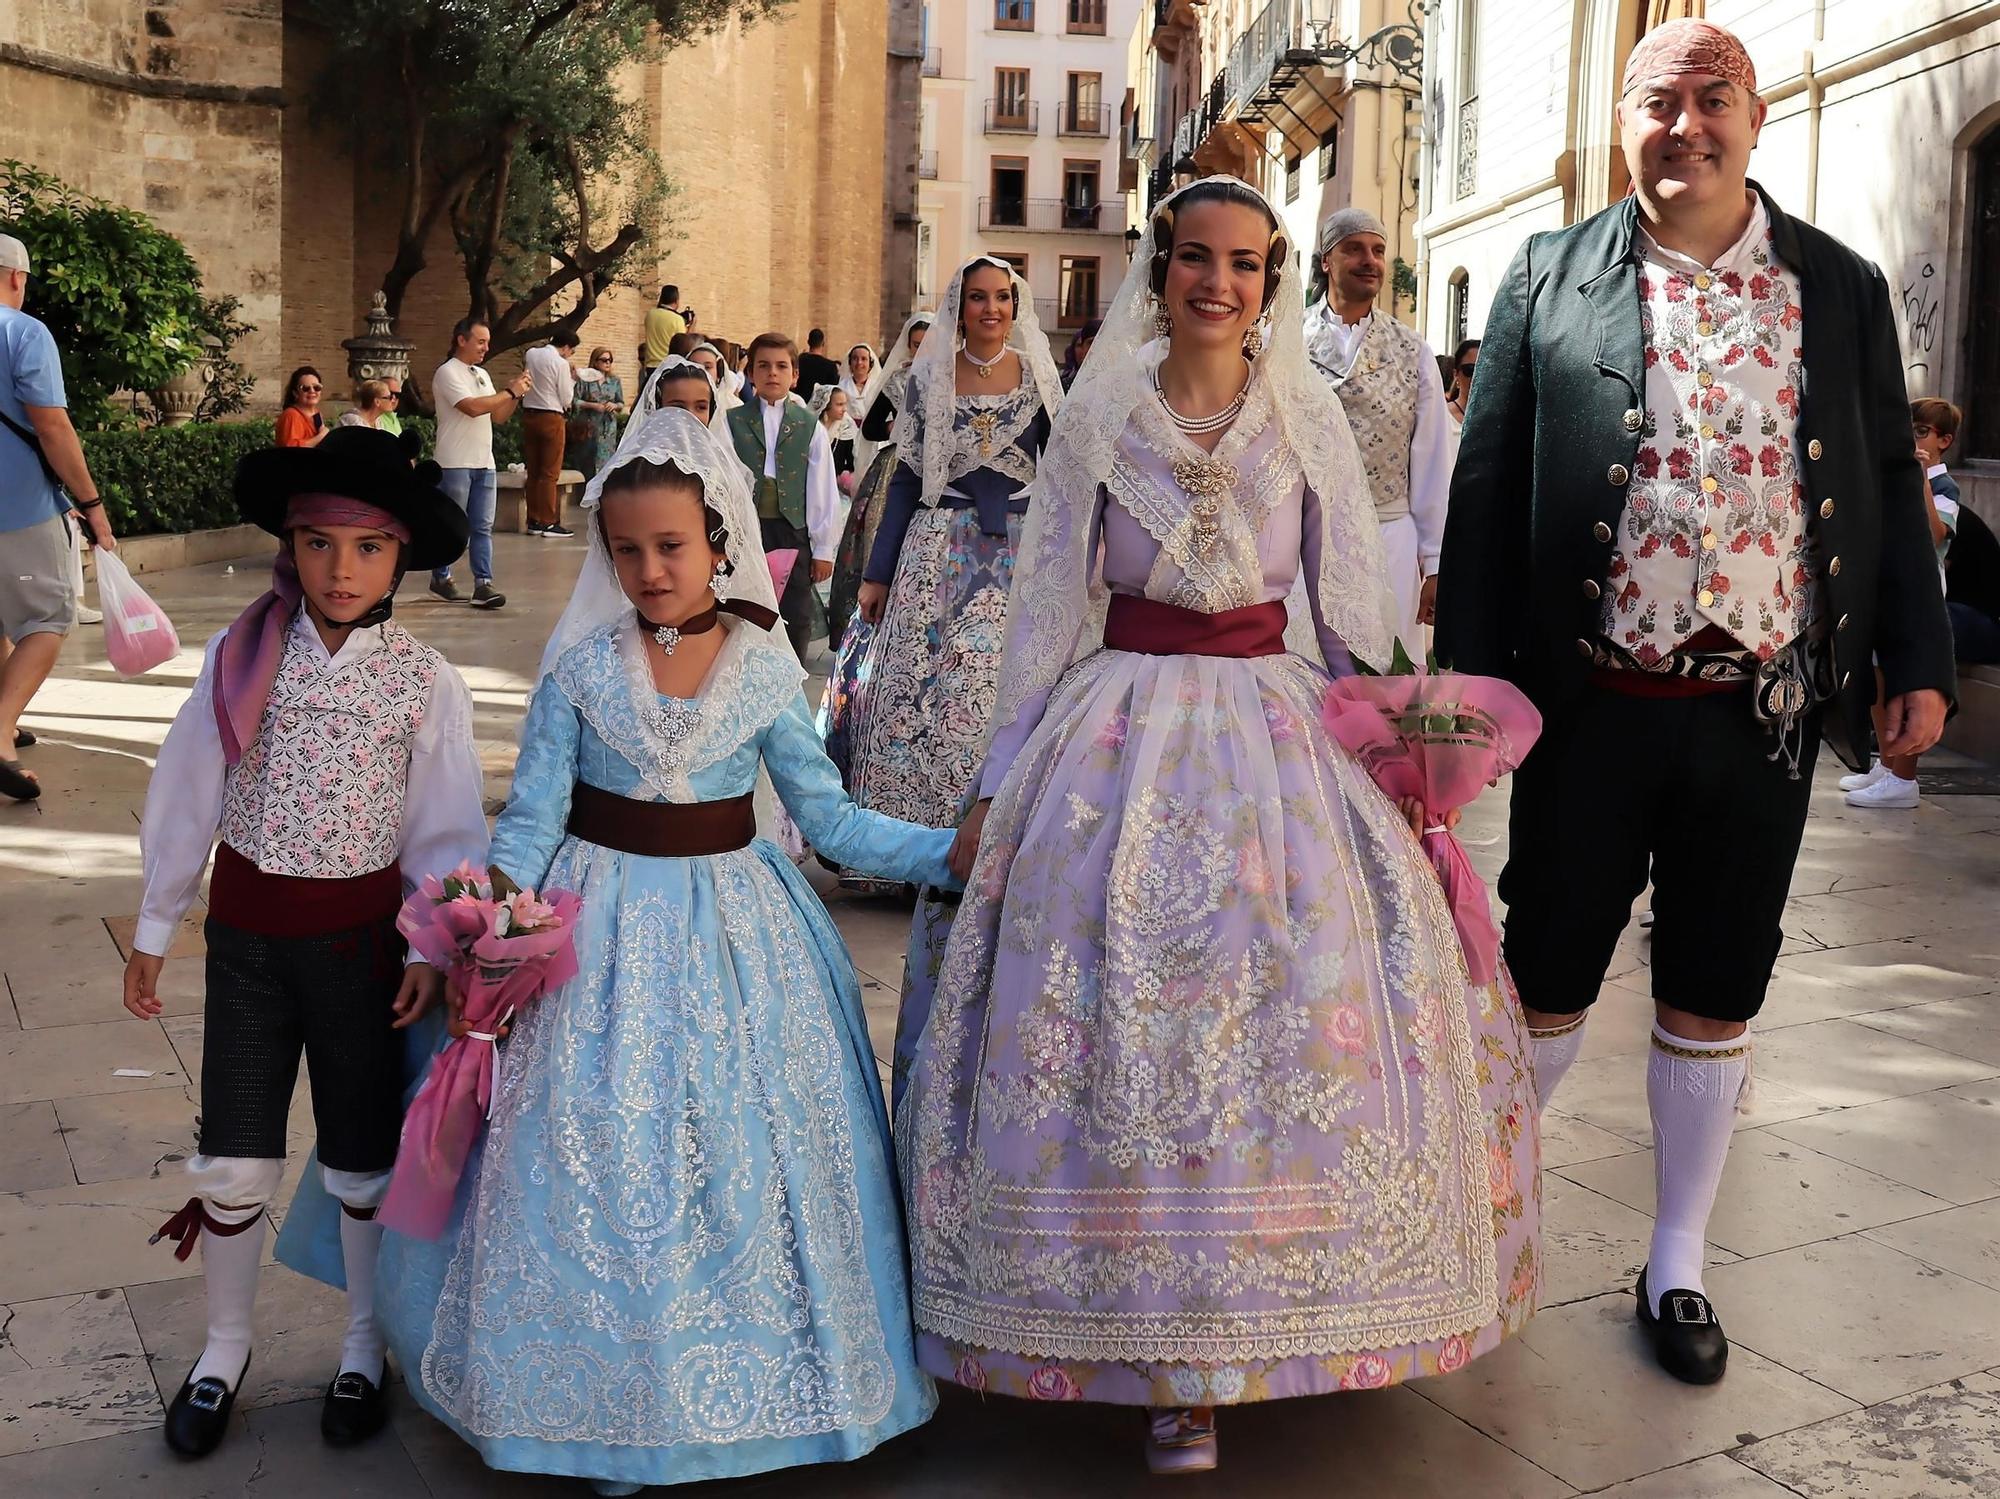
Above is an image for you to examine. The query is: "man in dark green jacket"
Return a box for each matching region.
[1436,19,1952,1387]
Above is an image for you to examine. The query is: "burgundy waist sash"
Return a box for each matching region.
[208,843,403,938]
[1102,594,1289,658]
[565,784,757,856]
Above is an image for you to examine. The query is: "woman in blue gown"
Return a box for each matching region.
[384,409,951,1494]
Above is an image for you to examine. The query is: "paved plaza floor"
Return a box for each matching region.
[4,533,1999,1497]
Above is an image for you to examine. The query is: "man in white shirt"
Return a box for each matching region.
[724,333,841,656]
[1303,207,1452,658]
[430,318,532,608]
[521,333,578,540]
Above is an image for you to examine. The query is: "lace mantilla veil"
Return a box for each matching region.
[889,256,1066,509]
[537,361,794,681]
[857,313,932,421]
[987,175,1395,746]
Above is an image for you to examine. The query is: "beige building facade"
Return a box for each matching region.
[1416,0,2000,512]
[2,0,917,410]
[1126,0,1427,324]
[918,0,1141,349]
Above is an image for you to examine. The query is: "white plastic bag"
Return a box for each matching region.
[94,547,180,675]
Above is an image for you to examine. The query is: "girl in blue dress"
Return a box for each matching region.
[379,407,952,1494]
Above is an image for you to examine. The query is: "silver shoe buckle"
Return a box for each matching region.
[186,1380,228,1413]
[1669,1293,1711,1325]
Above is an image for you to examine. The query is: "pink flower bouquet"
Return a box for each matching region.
[1320,651,1541,985]
[766,548,800,595]
[378,862,582,1239]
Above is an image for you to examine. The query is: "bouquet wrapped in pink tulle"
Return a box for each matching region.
[766,548,799,596]
[379,862,582,1239]
[1320,649,1542,986]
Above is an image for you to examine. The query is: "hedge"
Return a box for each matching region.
[80,413,527,537]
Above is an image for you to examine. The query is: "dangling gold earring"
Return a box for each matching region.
[1152,299,1173,338]
[1242,321,1265,358]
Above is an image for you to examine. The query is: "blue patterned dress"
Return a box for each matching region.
[377,617,951,1488]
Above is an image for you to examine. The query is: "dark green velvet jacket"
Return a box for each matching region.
[1434,184,1954,770]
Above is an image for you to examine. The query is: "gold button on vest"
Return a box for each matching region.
[1820,498,1835,519]
[1608,464,1630,486]
[1808,439,1823,460]
[1829,556,1843,577]
[1593,521,1613,543]
[1582,579,1601,600]
[1623,409,1643,432]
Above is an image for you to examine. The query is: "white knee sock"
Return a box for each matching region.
[1528,1013,1588,1107]
[1645,1024,1750,1315]
[337,1210,387,1378]
[190,1209,265,1389]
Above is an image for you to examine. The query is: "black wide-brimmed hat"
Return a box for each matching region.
[234,426,469,572]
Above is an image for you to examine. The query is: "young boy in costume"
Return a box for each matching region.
[122,426,490,1457]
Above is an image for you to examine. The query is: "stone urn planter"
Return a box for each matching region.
[149,344,219,427]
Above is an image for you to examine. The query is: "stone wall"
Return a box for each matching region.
[0,0,287,385]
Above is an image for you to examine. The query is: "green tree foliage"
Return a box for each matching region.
[0,160,233,427]
[303,0,791,357]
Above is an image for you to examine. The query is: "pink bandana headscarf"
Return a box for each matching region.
[1621,19,1757,98]
[212,494,410,763]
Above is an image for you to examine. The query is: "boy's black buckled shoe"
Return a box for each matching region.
[321,1364,390,1446]
[1636,1268,1729,1384]
[164,1353,248,1458]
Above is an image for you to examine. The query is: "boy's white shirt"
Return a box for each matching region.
[134,610,491,961]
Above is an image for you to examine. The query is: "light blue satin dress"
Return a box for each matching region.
[378,619,952,1488]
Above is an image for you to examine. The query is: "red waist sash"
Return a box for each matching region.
[208,842,404,939]
[1103,595,1288,659]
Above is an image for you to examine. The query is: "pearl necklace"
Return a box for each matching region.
[1153,371,1247,435]
[965,344,1007,380]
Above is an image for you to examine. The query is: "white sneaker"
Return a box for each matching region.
[76,605,103,625]
[1846,773,1919,810]
[1838,759,1886,792]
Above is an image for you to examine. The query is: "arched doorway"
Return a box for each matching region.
[1965,122,2000,460]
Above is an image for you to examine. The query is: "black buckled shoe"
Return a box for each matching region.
[321,1364,390,1446]
[164,1353,249,1458]
[1636,1268,1729,1384]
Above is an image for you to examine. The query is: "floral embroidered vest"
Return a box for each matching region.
[1325,312,1421,524]
[1601,217,1813,664]
[220,621,438,877]
[727,399,813,528]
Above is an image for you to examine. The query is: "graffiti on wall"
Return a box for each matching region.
[1898,250,1943,388]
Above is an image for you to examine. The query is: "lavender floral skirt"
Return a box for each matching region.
[895,646,1540,1407]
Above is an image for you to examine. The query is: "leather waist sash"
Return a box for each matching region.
[208,843,403,938]
[565,784,756,856]
[1103,595,1288,658]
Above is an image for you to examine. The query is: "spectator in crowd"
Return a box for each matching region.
[796,327,841,400]
[275,367,328,448]
[1845,398,1966,808]
[376,375,405,437]
[569,346,624,477]
[338,378,394,429]
[1061,318,1102,389]
[521,331,578,539]
[0,233,116,801]
[810,384,858,487]
[641,285,687,386]
[429,317,531,608]
[1447,338,1481,425]
[840,343,878,405]
[688,341,740,410]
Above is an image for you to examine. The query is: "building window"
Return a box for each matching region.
[994,252,1029,283]
[1066,0,1106,34]
[916,222,934,299]
[996,0,1035,31]
[994,67,1031,125]
[1063,160,1102,230]
[1063,72,1104,135]
[1446,269,1470,352]
[1059,256,1101,325]
[1319,120,1340,182]
[1284,153,1301,203]
[1967,125,2000,459]
[989,157,1029,227]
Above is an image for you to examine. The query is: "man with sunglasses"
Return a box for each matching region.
[375,377,404,438]
[1447,339,1480,425]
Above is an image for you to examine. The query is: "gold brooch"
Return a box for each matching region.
[968,409,1000,458]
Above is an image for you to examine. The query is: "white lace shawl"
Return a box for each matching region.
[989,175,1395,743]
[890,258,1064,510]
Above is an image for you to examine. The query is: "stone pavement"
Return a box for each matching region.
[4,532,2000,1498]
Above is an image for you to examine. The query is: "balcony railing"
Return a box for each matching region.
[1227,0,1303,114]
[1455,97,1479,200]
[1036,296,1115,330]
[1057,101,1111,137]
[979,197,1109,233]
[984,100,1040,135]
[921,46,942,77]
[919,149,939,180]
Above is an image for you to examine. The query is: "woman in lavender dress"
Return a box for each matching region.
[895,178,1539,1474]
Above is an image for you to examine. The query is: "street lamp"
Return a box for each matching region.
[1302,0,1427,87]
[1125,226,1143,261]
